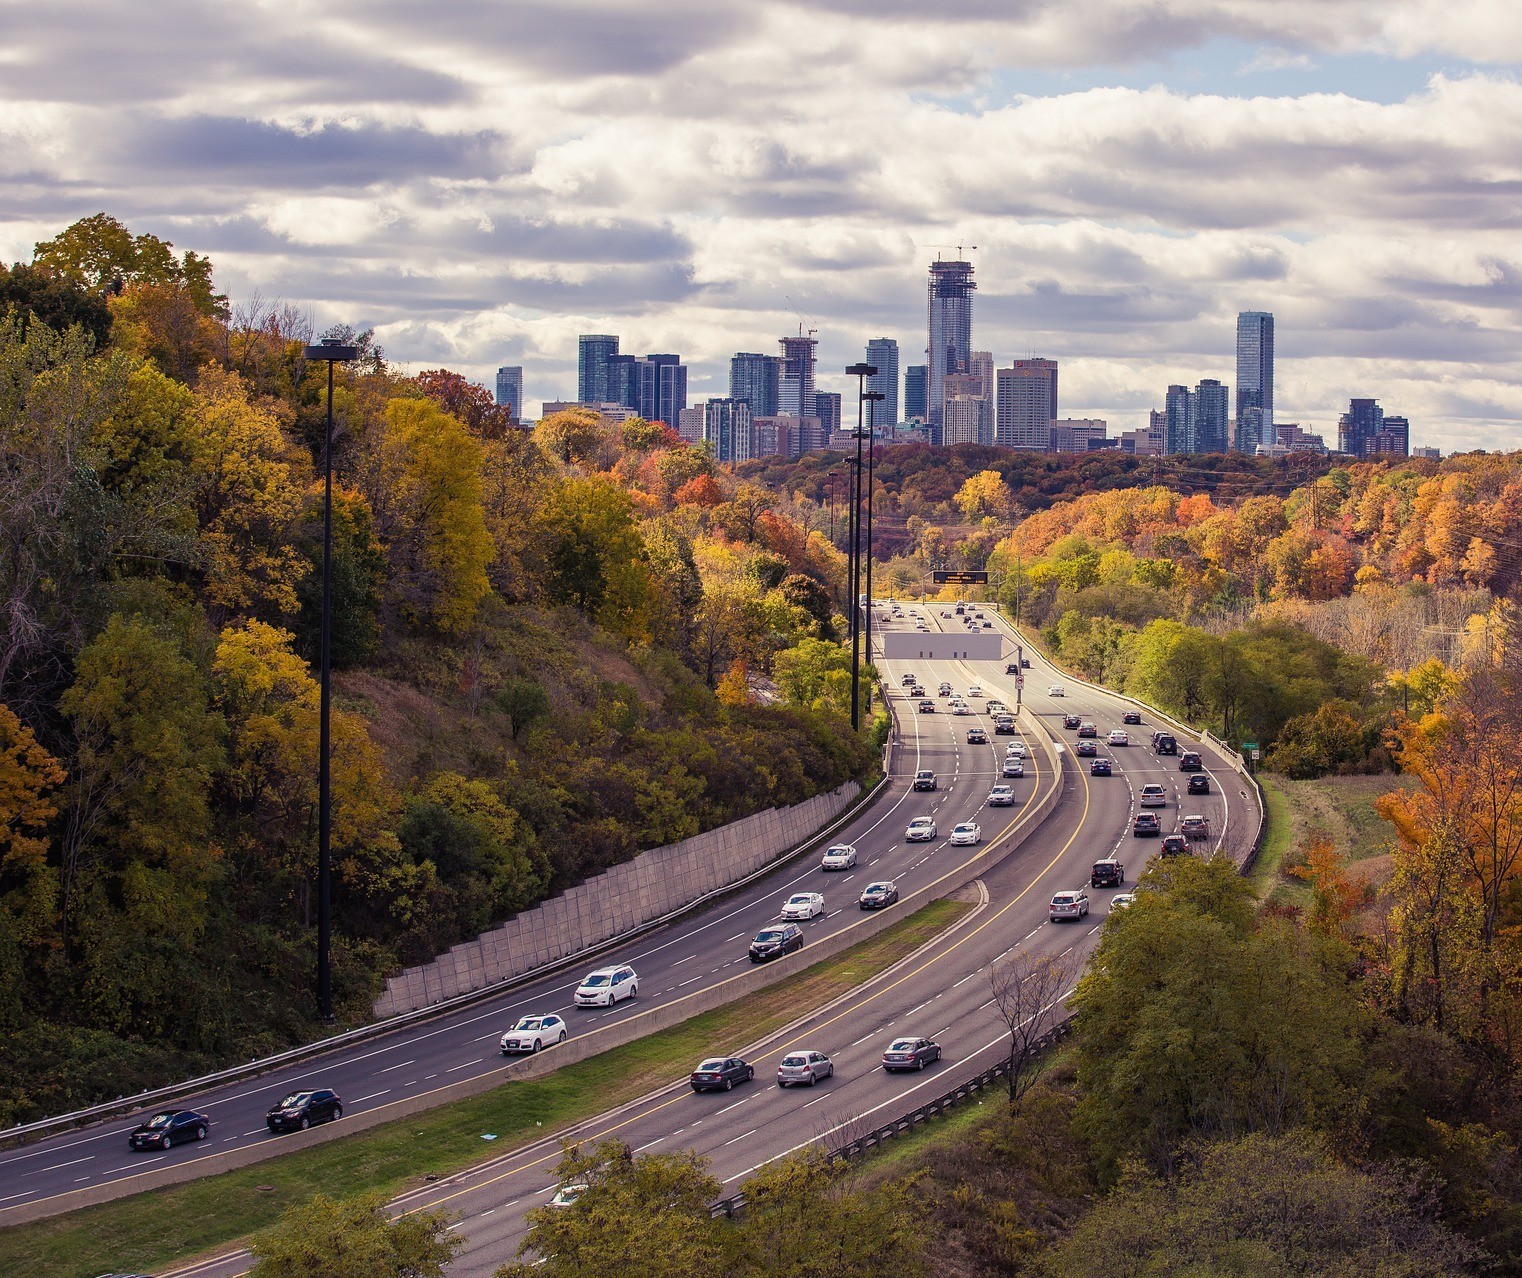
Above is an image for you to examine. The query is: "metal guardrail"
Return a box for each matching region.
[709,1021,1073,1219]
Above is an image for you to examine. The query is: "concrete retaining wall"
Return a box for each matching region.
[372,783,861,1018]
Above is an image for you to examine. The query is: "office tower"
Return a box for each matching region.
[1164,384,1192,454]
[649,354,686,429]
[729,352,781,417]
[1338,398,1383,458]
[1235,312,1274,455]
[995,358,1059,450]
[1194,379,1230,453]
[578,334,619,404]
[495,366,523,422]
[942,396,984,446]
[704,398,753,464]
[944,372,987,444]
[778,332,817,418]
[1373,416,1410,457]
[751,416,797,459]
[866,338,900,427]
[1052,419,1108,452]
[792,416,827,455]
[605,352,685,426]
[927,258,975,438]
[970,351,995,443]
[904,364,928,421]
[676,406,705,445]
[814,391,842,435]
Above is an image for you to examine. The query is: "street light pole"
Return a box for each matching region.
[863,391,885,696]
[827,471,838,543]
[303,336,358,1021]
[844,363,876,731]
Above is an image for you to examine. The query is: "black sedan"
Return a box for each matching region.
[1076,740,1098,757]
[859,881,900,910]
[1122,710,1142,725]
[1090,757,1112,776]
[690,1056,754,1092]
[882,1036,942,1072]
[1062,713,1082,729]
[266,1088,343,1133]
[128,1108,209,1150]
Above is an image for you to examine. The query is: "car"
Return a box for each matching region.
[749,922,805,961]
[906,816,937,841]
[949,821,982,846]
[913,769,938,791]
[1062,713,1082,729]
[917,624,930,632]
[1110,892,1138,912]
[821,843,858,871]
[1006,740,1027,758]
[994,716,1016,734]
[1133,812,1161,836]
[900,673,917,686]
[1002,757,1024,777]
[575,964,639,1007]
[955,603,965,614]
[1090,757,1112,776]
[128,1108,209,1150]
[882,1036,942,1072]
[1161,833,1190,856]
[1187,773,1212,795]
[1091,858,1124,888]
[1122,710,1143,725]
[938,682,952,696]
[941,609,952,617]
[987,700,1008,713]
[780,891,825,920]
[1076,739,1098,757]
[967,685,984,697]
[859,880,900,909]
[266,1088,342,1133]
[1179,751,1203,772]
[1181,814,1211,839]
[1005,661,1020,674]
[1021,656,1031,667]
[1138,783,1168,807]
[966,727,988,744]
[777,1050,834,1087]
[951,702,971,715]
[1154,733,1178,755]
[973,611,984,619]
[1048,685,1065,696]
[987,783,1016,805]
[1108,729,1129,747]
[917,698,935,712]
[1050,889,1090,921]
[500,1014,568,1054]
[1077,721,1098,738]
[982,619,993,627]
[549,1182,589,1208]
[690,1056,755,1092]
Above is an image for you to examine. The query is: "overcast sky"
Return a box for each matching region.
[4,0,1521,453]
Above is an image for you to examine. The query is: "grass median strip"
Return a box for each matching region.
[1,897,971,1278]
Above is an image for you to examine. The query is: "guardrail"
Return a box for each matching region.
[709,1021,1072,1219]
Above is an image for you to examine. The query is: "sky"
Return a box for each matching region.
[3,0,1522,454]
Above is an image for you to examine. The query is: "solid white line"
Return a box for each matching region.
[378,1059,417,1072]
[723,1128,759,1147]
[36,1155,94,1173]
[348,1090,391,1104]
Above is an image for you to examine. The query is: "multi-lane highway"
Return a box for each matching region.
[2,601,1258,1277]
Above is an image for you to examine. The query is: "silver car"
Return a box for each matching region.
[776,1049,834,1087]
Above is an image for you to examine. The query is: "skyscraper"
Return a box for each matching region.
[495,366,523,422]
[730,352,780,417]
[578,334,619,404]
[927,258,975,439]
[904,365,928,421]
[814,391,842,435]
[703,398,753,464]
[1337,398,1405,458]
[970,351,994,443]
[605,352,686,426]
[1164,384,1192,454]
[865,338,900,427]
[778,332,817,418]
[1165,379,1230,454]
[649,354,686,429]
[1235,312,1274,455]
[995,359,1058,450]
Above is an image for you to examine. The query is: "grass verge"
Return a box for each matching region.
[1,898,971,1278]
[1248,774,1298,903]
[1249,772,1402,908]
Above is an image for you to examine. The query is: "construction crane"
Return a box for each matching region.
[924,243,978,261]
[784,295,817,340]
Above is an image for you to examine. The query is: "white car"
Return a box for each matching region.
[780,891,825,919]
[549,1182,589,1208]
[1050,889,1090,921]
[500,1014,569,1054]
[987,784,1016,805]
[1139,783,1168,807]
[1048,684,1065,696]
[905,816,937,842]
[966,685,984,697]
[949,821,981,846]
[1005,740,1026,758]
[1108,729,1129,746]
[820,843,858,871]
[1002,758,1024,778]
[987,700,1008,713]
[574,965,638,1007]
[1110,892,1138,912]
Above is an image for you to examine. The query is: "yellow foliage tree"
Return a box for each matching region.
[0,703,65,949]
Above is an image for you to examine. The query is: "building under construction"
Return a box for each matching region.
[927,258,976,443]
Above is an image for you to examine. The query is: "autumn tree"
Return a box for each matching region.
[954,469,1014,521]
[531,476,656,640]
[33,213,224,316]
[250,1192,461,1278]
[413,368,517,438]
[0,261,111,347]
[0,703,66,957]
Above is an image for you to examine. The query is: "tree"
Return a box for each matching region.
[492,677,550,741]
[954,469,1014,520]
[531,476,656,640]
[250,1191,461,1278]
[32,213,224,316]
[988,949,1074,1110]
[0,703,65,953]
[0,262,111,347]
[534,407,609,469]
[772,637,853,715]
[413,368,517,438]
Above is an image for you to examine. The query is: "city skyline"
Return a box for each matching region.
[3,4,1518,453]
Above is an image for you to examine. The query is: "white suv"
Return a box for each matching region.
[1050,889,1090,921]
[574,965,638,1007]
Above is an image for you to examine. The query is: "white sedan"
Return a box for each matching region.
[780,891,825,920]
[949,821,982,846]
[1108,729,1129,746]
[905,816,937,842]
[1048,684,1066,696]
[500,1014,569,1054]
[966,685,984,697]
[1005,741,1027,758]
[820,843,858,871]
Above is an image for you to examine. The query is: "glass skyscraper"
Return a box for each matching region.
[865,338,899,427]
[578,334,619,404]
[927,259,975,441]
[904,365,928,421]
[778,333,817,418]
[495,366,523,421]
[729,352,780,417]
[1235,312,1274,454]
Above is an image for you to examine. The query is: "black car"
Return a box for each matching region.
[1077,722,1098,738]
[1021,657,1031,668]
[859,881,900,910]
[1133,812,1161,837]
[1179,752,1203,771]
[913,770,938,791]
[690,1056,755,1092]
[749,923,804,962]
[1005,662,1020,674]
[1161,833,1190,856]
[1122,710,1142,725]
[1062,713,1082,729]
[966,727,988,744]
[266,1088,342,1133]
[128,1108,209,1150]
[1153,733,1178,755]
[994,718,1016,734]
[1076,740,1098,757]
[1187,773,1211,795]
[1091,858,1124,888]
[1090,757,1112,776]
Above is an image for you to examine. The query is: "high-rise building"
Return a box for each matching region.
[944,372,987,445]
[942,396,984,446]
[1052,419,1108,453]
[778,332,818,418]
[1338,398,1383,458]
[904,365,928,421]
[730,352,780,417]
[1235,312,1274,455]
[995,358,1058,450]
[927,258,975,439]
[1371,415,1410,458]
[814,391,842,435]
[866,338,900,428]
[495,366,523,422]
[605,352,685,426]
[1194,379,1230,453]
[676,406,706,445]
[703,398,753,464]
[1164,384,1192,454]
[578,334,619,404]
[650,354,687,429]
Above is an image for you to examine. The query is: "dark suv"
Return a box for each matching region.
[266,1088,342,1133]
[913,770,938,791]
[1153,733,1177,755]
[1090,858,1124,888]
[1161,833,1190,856]
[749,923,804,962]
[1187,773,1211,795]
[1179,752,1203,772]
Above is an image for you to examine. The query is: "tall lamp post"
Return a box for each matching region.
[844,363,876,731]
[303,336,358,1021]
[862,391,885,693]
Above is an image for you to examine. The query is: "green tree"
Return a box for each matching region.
[0,261,111,347]
[532,476,656,640]
[250,1191,461,1278]
[33,213,224,316]
[772,637,853,715]
[492,677,550,741]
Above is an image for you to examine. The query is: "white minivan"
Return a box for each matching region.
[574,964,638,1007]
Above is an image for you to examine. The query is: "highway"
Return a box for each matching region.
[3,601,1258,1277]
